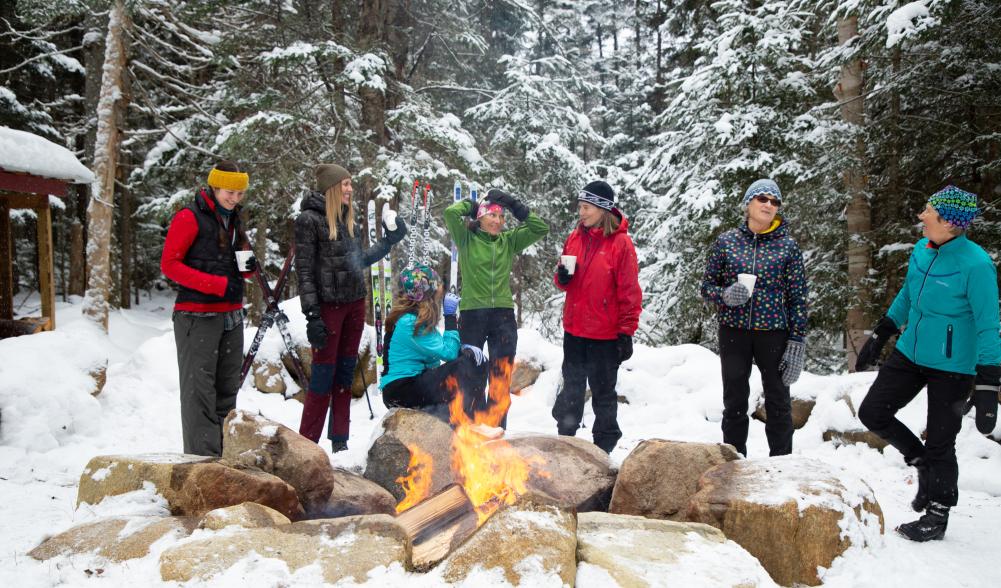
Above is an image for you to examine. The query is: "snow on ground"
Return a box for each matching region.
[1,294,999,587]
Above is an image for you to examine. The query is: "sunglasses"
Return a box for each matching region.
[752,194,781,207]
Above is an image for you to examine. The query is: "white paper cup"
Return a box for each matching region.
[560,255,577,275]
[235,250,253,272]
[737,273,757,295]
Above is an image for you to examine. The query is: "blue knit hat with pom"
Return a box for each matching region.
[929,186,979,229]
[742,179,782,206]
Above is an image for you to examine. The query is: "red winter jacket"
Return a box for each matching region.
[160,190,250,313]
[554,212,642,340]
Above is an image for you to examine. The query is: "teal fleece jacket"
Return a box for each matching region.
[887,235,1001,374]
[380,313,460,388]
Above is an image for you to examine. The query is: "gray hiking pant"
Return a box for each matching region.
[173,311,243,456]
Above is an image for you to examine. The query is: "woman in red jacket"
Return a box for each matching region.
[160,160,255,457]
[551,180,642,453]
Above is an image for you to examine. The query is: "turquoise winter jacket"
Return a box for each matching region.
[888,235,1001,375]
[380,313,460,388]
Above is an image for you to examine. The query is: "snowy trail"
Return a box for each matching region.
[1,296,998,587]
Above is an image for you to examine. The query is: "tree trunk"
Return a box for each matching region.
[833,16,870,370]
[118,151,131,309]
[82,0,127,331]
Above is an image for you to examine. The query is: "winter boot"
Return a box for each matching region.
[896,501,949,542]
[331,440,348,453]
[907,456,929,512]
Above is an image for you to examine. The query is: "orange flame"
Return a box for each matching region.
[394,443,434,513]
[395,357,547,525]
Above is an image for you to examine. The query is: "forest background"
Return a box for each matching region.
[2,0,999,373]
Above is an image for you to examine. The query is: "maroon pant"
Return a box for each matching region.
[299,298,365,443]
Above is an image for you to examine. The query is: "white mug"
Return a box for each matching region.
[737,273,757,295]
[560,255,577,275]
[235,250,254,272]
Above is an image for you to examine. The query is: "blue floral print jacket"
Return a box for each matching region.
[700,218,809,340]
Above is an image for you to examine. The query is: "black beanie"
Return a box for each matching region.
[578,180,615,211]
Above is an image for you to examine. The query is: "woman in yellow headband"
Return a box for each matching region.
[160,160,255,457]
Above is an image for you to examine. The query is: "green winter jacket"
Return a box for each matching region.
[444,199,549,311]
[888,235,1001,375]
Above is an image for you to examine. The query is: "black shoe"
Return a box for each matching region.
[331,440,348,453]
[907,457,929,512]
[896,502,948,542]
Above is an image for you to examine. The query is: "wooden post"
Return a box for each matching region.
[0,199,11,320]
[36,201,55,330]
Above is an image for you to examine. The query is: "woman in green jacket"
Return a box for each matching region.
[443,189,549,425]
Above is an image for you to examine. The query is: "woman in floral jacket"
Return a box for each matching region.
[700,179,808,457]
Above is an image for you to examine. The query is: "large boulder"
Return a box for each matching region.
[29,516,198,562]
[77,454,304,520]
[321,467,397,518]
[439,498,577,586]
[609,439,741,521]
[577,512,779,588]
[364,408,457,501]
[159,514,409,583]
[500,435,617,512]
[686,456,884,587]
[223,409,335,517]
[199,502,291,530]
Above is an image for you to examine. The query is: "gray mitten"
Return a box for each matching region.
[722,282,751,307]
[778,339,806,386]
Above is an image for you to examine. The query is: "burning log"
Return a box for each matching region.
[396,484,479,571]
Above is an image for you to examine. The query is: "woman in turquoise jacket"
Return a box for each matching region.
[380,265,486,421]
[856,186,1001,543]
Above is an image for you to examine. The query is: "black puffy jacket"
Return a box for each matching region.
[294,191,404,312]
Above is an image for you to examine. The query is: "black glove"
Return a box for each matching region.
[224,276,243,299]
[243,254,257,273]
[383,217,408,245]
[967,365,1000,434]
[617,334,633,363]
[305,308,328,350]
[854,316,899,372]
[467,199,480,219]
[486,188,529,222]
[556,264,572,286]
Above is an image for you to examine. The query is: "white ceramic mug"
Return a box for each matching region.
[235,250,254,272]
[737,273,757,295]
[560,255,577,275]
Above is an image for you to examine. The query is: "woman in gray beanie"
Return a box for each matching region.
[294,164,407,452]
[700,179,808,457]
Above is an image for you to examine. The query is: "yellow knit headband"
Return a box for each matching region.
[207,168,249,191]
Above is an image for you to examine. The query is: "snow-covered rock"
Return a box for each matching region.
[29,516,198,562]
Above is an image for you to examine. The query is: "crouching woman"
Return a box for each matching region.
[381,265,487,422]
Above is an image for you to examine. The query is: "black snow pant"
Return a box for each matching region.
[552,332,622,453]
[174,310,243,457]
[382,353,484,424]
[858,348,973,507]
[459,307,518,427]
[719,325,792,457]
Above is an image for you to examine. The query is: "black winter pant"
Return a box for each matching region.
[858,349,973,507]
[552,332,622,453]
[173,311,243,457]
[719,325,792,457]
[382,354,484,424]
[459,308,518,427]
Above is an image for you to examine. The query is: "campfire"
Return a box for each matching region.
[394,359,548,569]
